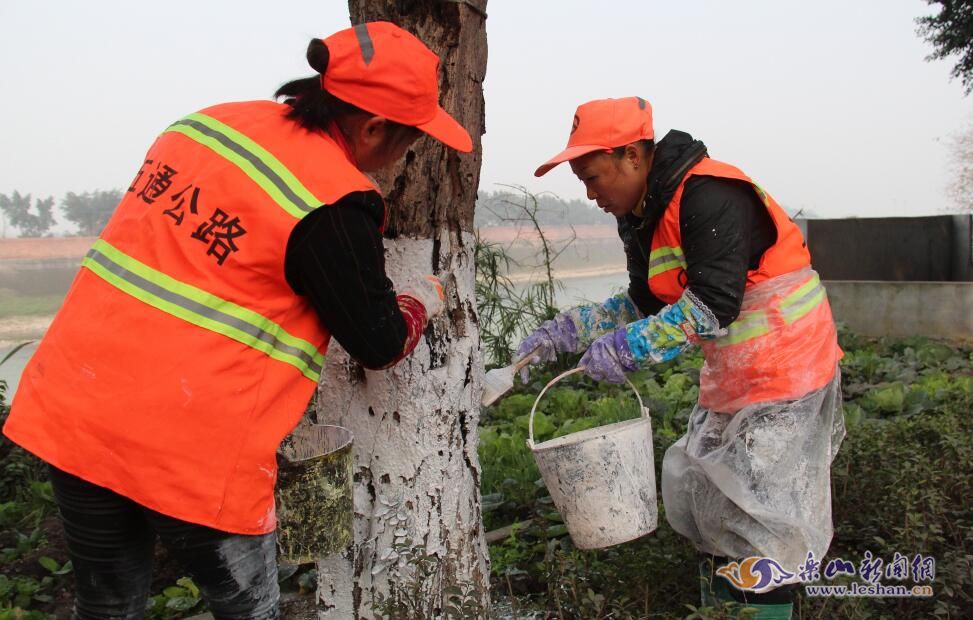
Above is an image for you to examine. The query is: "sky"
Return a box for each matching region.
[0,0,971,229]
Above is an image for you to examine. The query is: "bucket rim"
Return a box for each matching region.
[278,423,354,464]
[530,416,652,453]
[527,367,648,448]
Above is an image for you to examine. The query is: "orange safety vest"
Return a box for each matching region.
[4,101,381,534]
[647,158,842,412]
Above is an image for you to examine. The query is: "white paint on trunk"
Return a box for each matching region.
[315,232,488,619]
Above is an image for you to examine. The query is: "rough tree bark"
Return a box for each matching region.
[314,2,489,617]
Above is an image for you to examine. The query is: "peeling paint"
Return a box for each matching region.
[316,233,488,617]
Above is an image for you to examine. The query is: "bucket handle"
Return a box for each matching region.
[527,367,648,449]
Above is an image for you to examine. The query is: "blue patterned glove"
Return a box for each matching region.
[578,327,638,383]
[624,289,726,366]
[577,289,730,382]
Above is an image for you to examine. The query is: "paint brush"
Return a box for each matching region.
[480,349,538,407]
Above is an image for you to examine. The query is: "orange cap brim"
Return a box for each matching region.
[534,144,612,177]
[417,106,473,153]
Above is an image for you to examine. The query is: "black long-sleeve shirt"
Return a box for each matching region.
[619,130,778,327]
[284,191,409,369]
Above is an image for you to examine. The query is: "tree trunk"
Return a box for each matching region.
[315,2,489,617]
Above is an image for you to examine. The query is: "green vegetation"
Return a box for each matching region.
[0,355,335,618]
[60,190,122,237]
[0,189,121,238]
[475,186,564,366]
[2,192,972,617]
[917,0,973,94]
[0,359,72,617]
[0,193,56,239]
[479,331,973,618]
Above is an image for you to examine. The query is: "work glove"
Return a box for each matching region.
[400,275,445,320]
[578,327,639,384]
[580,289,727,383]
[515,312,579,383]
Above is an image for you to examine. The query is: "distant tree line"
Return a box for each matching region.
[474,188,606,227]
[0,190,122,238]
[917,0,973,95]
[2,186,605,238]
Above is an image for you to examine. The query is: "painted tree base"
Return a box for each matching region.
[314,234,489,618]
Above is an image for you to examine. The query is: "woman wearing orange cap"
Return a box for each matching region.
[518,97,844,618]
[3,22,470,619]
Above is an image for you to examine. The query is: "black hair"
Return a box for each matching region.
[275,38,419,149]
[611,139,655,159]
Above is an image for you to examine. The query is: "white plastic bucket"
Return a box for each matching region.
[528,368,657,549]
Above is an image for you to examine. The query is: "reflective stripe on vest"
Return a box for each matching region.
[780,272,826,324]
[717,273,826,347]
[164,112,321,219]
[717,311,771,347]
[648,245,687,279]
[81,239,325,381]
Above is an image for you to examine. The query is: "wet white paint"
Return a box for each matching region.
[180,377,193,406]
[213,534,280,612]
[315,232,489,618]
[533,413,658,549]
[661,371,845,577]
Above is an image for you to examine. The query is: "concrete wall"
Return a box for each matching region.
[806,215,973,282]
[824,280,973,341]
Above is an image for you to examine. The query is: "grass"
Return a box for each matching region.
[480,332,973,619]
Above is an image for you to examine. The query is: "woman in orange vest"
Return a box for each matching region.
[3,22,470,619]
[518,97,844,618]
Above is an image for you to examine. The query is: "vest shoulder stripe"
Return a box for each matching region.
[648,245,687,278]
[164,113,320,219]
[82,240,324,381]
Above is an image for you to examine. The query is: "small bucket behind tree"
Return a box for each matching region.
[275,423,354,563]
[528,368,657,549]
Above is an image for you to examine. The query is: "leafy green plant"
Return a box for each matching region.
[0,342,35,369]
[370,540,486,619]
[37,557,70,577]
[147,577,203,619]
[480,324,973,618]
[0,555,72,616]
[475,186,572,366]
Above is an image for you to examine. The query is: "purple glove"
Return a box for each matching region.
[578,327,638,384]
[515,313,580,383]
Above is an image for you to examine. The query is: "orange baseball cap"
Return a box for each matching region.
[321,22,473,153]
[534,97,654,177]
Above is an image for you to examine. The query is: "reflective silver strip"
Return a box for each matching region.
[85,247,323,377]
[648,249,686,271]
[168,118,317,215]
[354,23,375,65]
[781,282,826,324]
